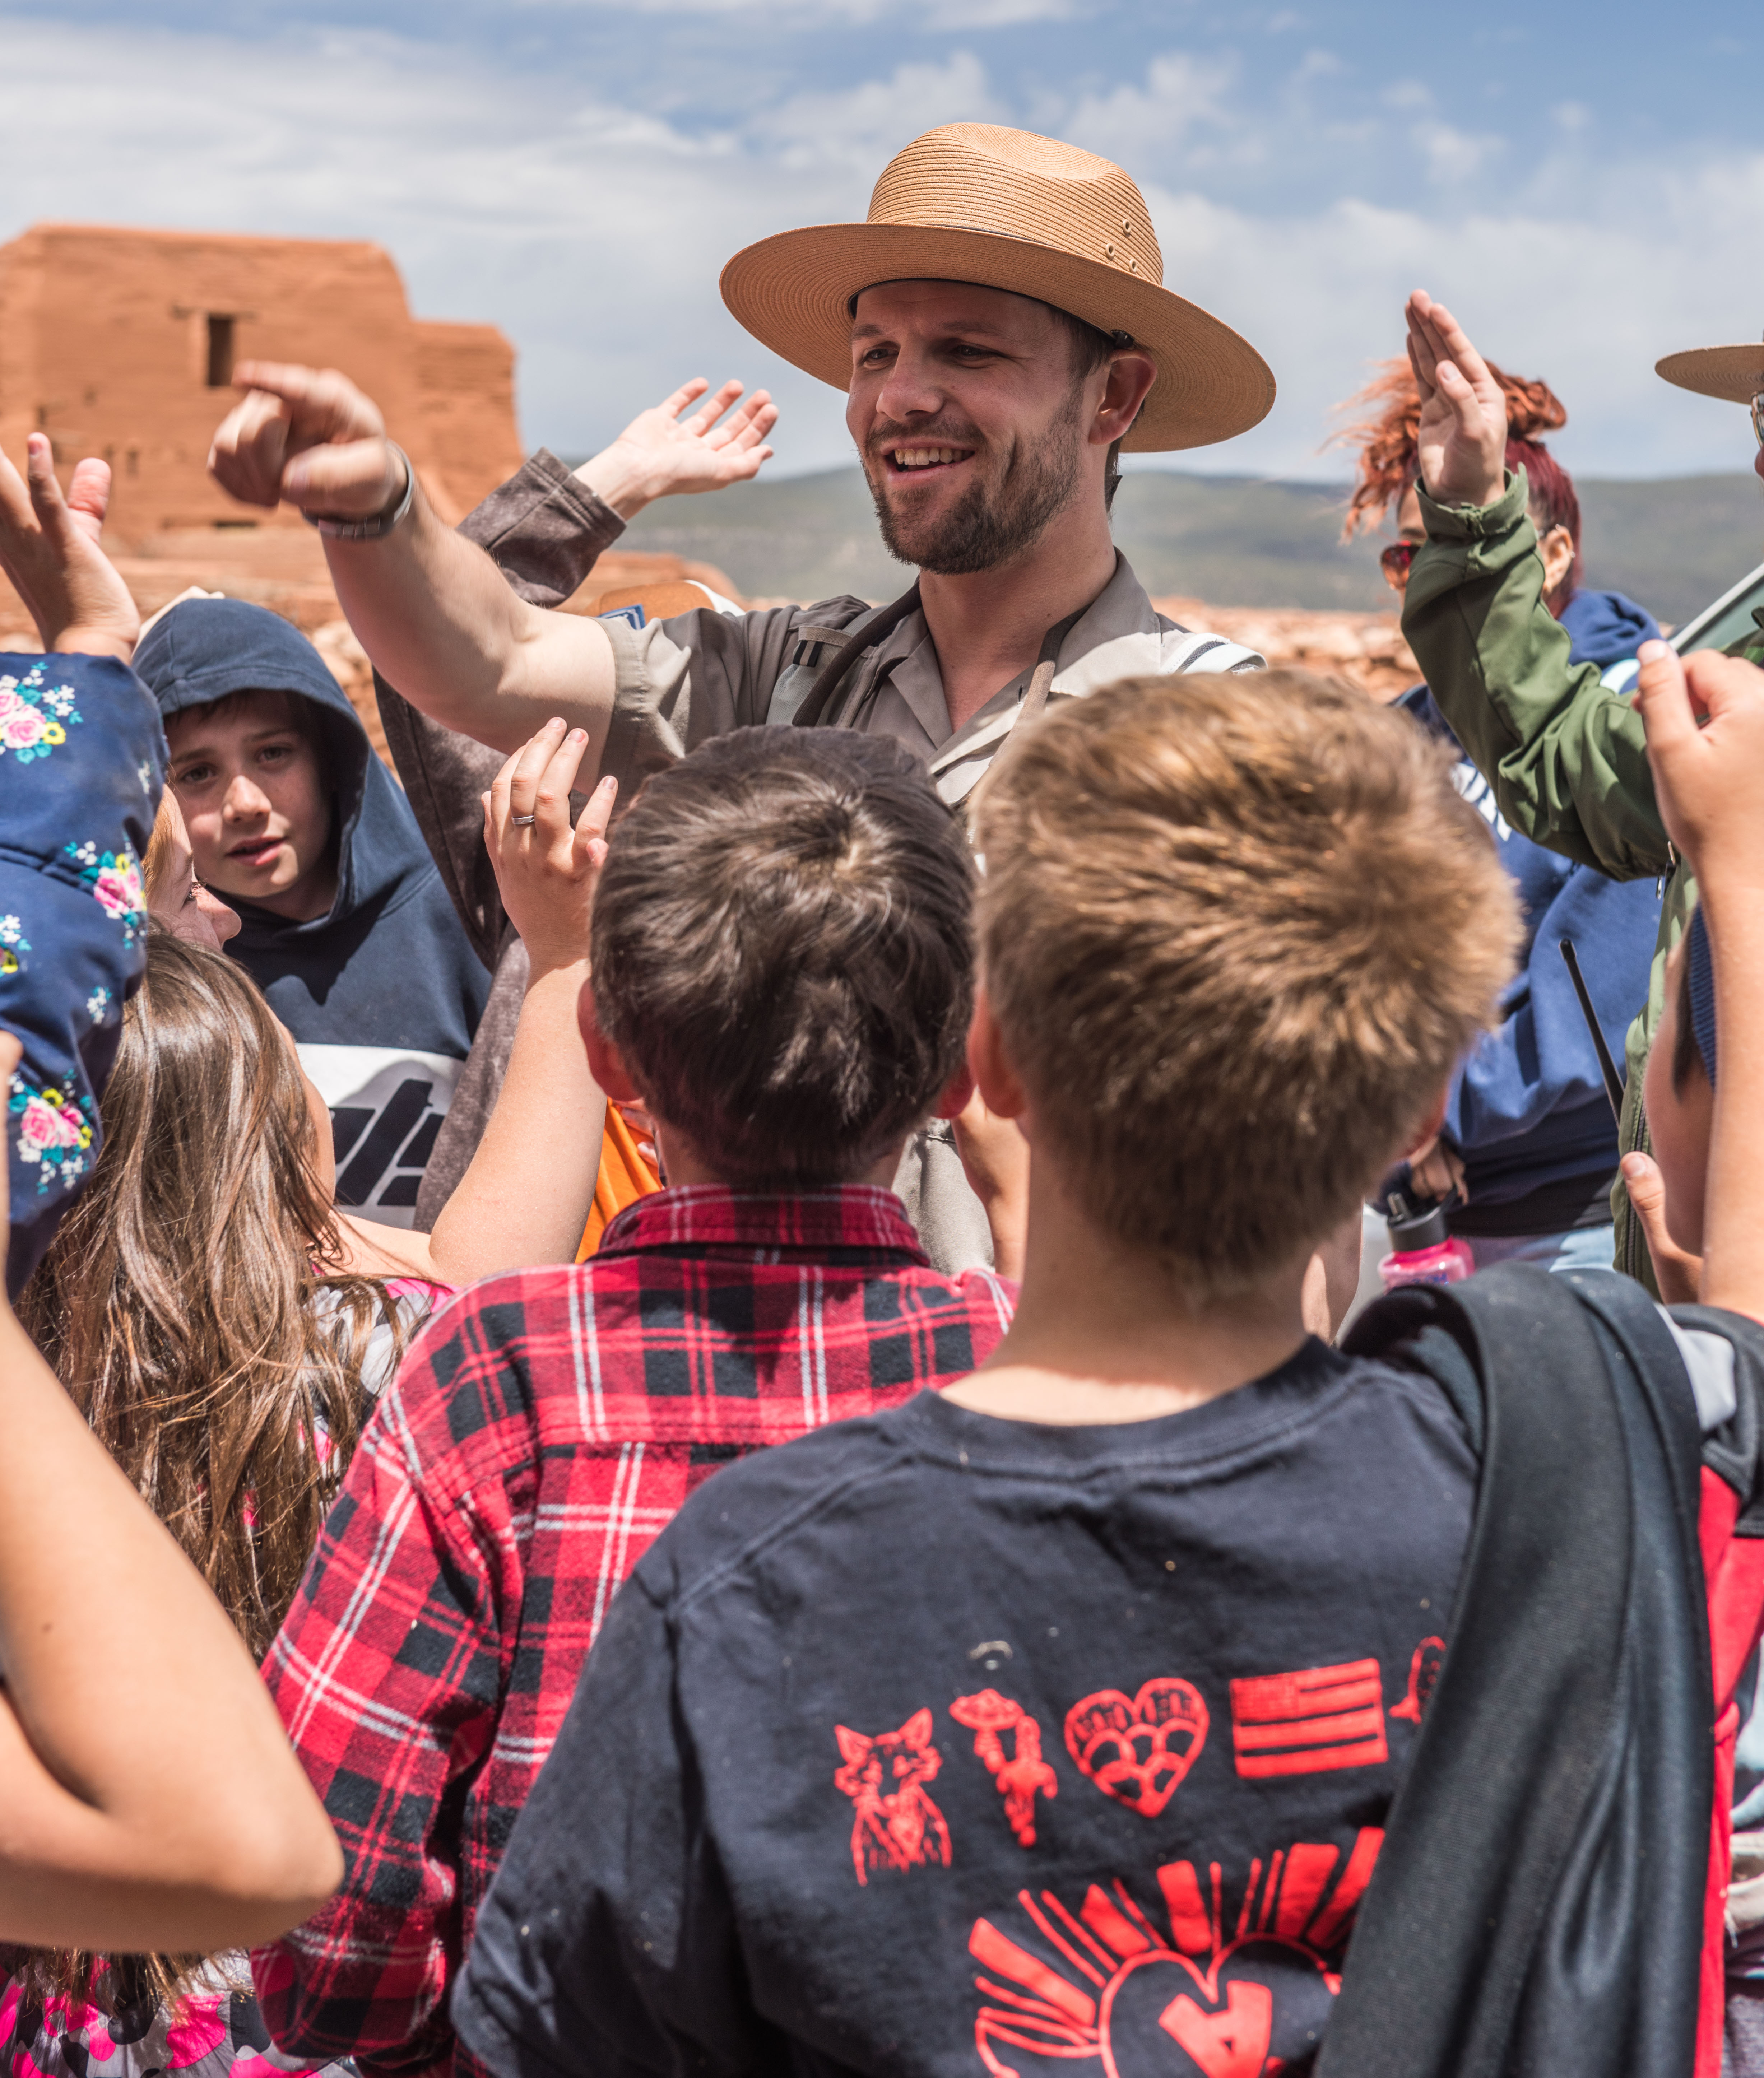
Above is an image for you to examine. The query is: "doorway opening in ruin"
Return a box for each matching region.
[205,315,235,388]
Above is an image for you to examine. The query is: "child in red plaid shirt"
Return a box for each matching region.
[252,723,1014,2078]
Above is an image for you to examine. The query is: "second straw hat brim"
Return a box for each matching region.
[720,223,1275,454]
[1656,344,1764,405]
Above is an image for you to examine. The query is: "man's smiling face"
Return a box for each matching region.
[845,280,1105,576]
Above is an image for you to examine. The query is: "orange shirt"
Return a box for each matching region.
[577,1103,663,1260]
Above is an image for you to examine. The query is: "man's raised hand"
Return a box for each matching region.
[1405,292,1508,512]
[575,377,778,521]
[208,362,405,520]
[0,435,138,660]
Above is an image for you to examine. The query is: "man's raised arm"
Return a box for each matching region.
[209,362,616,758]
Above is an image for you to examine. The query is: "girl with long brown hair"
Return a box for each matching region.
[3,721,612,2078]
[1,933,423,2075]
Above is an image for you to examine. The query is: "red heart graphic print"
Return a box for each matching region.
[1097,1940,1336,2078]
[1064,1678,1208,1818]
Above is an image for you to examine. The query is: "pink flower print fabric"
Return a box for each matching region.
[64,842,147,947]
[0,663,81,764]
[8,1073,95,1196]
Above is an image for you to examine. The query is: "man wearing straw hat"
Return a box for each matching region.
[1398,290,1764,1296]
[209,122,1275,814]
[208,123,1275,1272]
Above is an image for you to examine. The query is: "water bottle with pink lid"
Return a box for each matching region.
[1378,1189,1475,1292]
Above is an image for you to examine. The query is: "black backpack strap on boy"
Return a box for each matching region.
[1321,1261,1711,2078]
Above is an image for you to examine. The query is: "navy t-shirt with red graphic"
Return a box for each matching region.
[452,1337,1473,2078]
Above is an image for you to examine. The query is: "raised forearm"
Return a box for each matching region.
[426,959,606,1285]
[323,477,617,758]
[0,1311,340,1948]
[1404,472,1667,879]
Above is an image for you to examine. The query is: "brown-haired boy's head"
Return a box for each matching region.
[971,670,1522,1300]
[586,727,974,1189]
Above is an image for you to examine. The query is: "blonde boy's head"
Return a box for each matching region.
[972,669,1522,1299]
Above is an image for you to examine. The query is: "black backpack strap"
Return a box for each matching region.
[789,585,922,730]
[1326,1261,1707,2078]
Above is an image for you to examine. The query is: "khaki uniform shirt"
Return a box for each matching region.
[598,545,1264,808]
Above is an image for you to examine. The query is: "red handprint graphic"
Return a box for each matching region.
[833,1707,952,1886]
[951,1689,1060,1847]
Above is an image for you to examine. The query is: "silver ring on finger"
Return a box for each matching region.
[510,813,538,827]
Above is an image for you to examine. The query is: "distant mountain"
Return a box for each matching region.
[608,465,1764,628]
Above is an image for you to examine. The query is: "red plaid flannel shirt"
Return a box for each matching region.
[252,1185,1015,2078]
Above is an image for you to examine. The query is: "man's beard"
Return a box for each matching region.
[865,390,1087,577]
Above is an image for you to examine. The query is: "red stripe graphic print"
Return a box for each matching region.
[1229,1658,1388,1779]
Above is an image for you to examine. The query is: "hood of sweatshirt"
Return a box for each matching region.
[134,600,490,1225]
[1559,587,1661,671]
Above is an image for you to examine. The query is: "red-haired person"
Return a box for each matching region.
[1336,361,1663,1274]
[1396,291,1764,1290]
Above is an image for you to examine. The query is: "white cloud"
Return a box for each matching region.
[758,52,1001,170]
[1,8,1760,493]
[1411,119,1505,185]
[1063,51,1239,168]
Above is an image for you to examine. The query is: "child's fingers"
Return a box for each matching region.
[486,746,521,835]
[532,727,590,840]
[64,456,112,544]
[574,773,618,845]
[503,718,568,827]
[24,434,75,540]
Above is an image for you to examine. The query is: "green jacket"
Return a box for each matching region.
[1402,468,1764,1286]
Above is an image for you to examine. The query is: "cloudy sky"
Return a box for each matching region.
[5,0,1762,482]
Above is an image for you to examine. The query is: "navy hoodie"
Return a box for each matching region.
[1399,588,1663,1230]
[134,601,490,1227]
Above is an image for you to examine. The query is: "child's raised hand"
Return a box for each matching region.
[572,378,778,520]
[0,436,139,660]
[1635,641,1764,897]
[482,719,616,975]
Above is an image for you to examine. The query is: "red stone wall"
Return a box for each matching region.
[0,223,522,540]
[414,320,525,523]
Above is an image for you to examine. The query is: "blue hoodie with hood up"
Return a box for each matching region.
[134,600,490,1227]
[1399,587,1663,1233]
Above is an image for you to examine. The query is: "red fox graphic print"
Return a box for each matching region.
[834,1709,953,1883]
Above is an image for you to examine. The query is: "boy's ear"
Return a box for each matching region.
[1403,1083,1452,1164]
[932,1063,975,1120]
[577,978,640,1103]
[966,990,1029,1121]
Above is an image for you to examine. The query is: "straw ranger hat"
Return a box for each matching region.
[720,124,1275,454]
[1656,334,1764,404]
